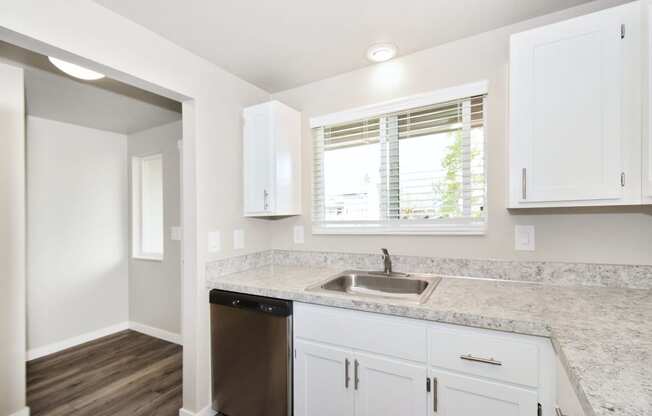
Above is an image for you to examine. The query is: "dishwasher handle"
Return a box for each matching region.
[209,289,292,317]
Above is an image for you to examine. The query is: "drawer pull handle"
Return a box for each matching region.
[345,358,350,389]
[460,354,502,366]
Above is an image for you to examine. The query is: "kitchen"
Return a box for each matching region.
[0,1,651,416]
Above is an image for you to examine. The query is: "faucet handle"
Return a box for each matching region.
[381,248,389,256]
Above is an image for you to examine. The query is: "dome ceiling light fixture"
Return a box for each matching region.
[366,43,398,63]
[48,57,105,81]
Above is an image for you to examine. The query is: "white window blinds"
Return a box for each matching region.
[313,92,486,234]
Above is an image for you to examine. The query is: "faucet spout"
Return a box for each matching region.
[381,248,392,275]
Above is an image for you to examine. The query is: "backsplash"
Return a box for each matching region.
[206,249,652,290]
[206,250,274,277]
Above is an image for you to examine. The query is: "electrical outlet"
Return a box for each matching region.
[293,225,305,244]
[233,229,245,250]
[514,225,535,251]
[208,231,221,253]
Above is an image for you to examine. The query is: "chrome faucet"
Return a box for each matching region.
[381,248,392,275]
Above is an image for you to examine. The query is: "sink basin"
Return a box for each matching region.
[307,270,441,304]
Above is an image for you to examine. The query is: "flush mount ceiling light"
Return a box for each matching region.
[366,43,398,63]
[48,57,105,81]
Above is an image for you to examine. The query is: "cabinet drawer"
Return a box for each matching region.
[295,303,427,362]
[429,327,539,387]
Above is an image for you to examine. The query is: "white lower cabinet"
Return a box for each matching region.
[429,369,538,416]
[294,340,427,416]
[294,340,354,416]
[354,352,427,416]
[555,357,587,416]
[294,303,554,416]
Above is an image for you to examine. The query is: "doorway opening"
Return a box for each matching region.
[0,40,185,416]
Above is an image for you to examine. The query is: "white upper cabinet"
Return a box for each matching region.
[644,2,652,203]
[509,2,643,208]
[243,100,301,216]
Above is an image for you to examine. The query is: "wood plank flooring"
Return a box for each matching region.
[27,330,182,416]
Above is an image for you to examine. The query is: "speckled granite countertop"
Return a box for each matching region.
[206,265,652,416]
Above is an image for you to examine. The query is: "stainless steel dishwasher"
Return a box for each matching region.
[210,289,293,416]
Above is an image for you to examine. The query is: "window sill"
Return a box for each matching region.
[132,255,164,262]
[312,222,486,236]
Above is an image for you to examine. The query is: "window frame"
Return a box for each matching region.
[131,153,165,261]
[310,81,488,236]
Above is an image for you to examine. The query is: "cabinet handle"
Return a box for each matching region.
[345,358,350,389]
[354,359,359,390]
[433,377,438,412]
[460,354,502,366]
[263,189,269,210]
[521,168,527,200]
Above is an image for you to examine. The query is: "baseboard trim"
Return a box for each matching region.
[10,407,30,416]
[26,321,181,361]
[27,322,130,361]
[129,321,182,345]
[179,405,215,416]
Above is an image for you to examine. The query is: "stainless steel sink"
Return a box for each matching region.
[307,270,441,304]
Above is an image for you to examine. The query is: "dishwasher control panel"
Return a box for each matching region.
[210,289,292,317]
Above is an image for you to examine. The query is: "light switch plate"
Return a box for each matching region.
[208,230,221,253]
[170,226,182,241]
[233,229,245,250]
[293,225,305,244]
[514,225,535,251]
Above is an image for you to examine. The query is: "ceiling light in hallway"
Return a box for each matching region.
[48,57,105,80]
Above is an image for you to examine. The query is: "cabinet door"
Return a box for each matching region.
[294,340,354,416]
[243,105,274,214]
[556,358,587,416]
[355,352,428,416]
[510,6,625,205]
[429,369,537,416]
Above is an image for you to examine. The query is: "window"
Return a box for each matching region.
[132,154,164,260]
[311,83,487,234]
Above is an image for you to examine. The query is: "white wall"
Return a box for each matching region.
[128,121,182,336]
[0,62,26,416]
[271,0,652,266]
[26,116,129,351]
[0,1,271,412]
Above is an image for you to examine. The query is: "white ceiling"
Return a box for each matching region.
[93,0,596,92]
[0,42,181,135]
